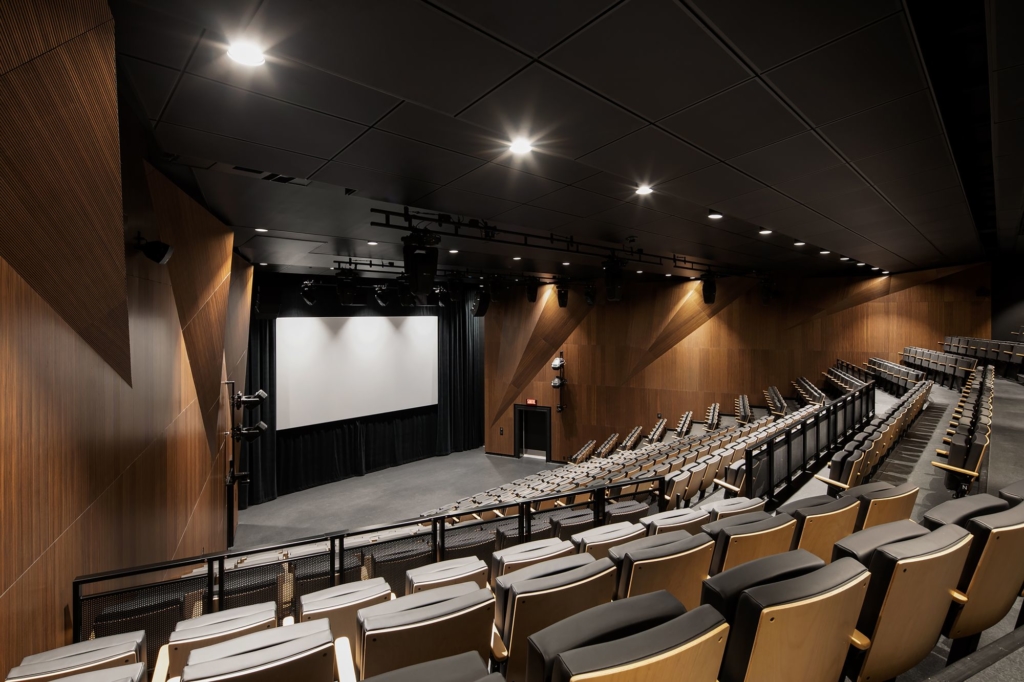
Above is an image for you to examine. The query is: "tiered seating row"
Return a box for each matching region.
[568,440,595,464]
[618,425,643,451]
[675,411,693,437]
[943,335,1024,376]
[763,385,786,415]
[52,478,1024,682]
[594,432,618,457]
[792,376,827,405]
[734,395,751,424]
[704,402,721,430]
[823,366,866,392]
[901,346,975,388]
[931,366,995,497]
[642,417,667,445]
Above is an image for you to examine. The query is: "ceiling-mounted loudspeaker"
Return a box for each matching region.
[526,278,539,303]
[556,283,569,308]
[402,230,440,295]
[604,259,623,302]
[472,288,490,317]
[336,274,358,305]
[701,274,717,305]
[584,286,596,306]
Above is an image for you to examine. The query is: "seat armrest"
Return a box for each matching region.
[152,645,170,682]
[950,589,968,605]
[491,624,508,662]
[935,449,948,457]
[850,630,871,651]
[931,462,979,478]
[336,637,357,682]
[714,478,741,492]
[813,474,849,490]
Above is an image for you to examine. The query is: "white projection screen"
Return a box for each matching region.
[276,316,438,430]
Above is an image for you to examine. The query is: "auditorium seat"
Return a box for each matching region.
[489,538,574,586]
[718,558,870,682]
[776,495,859,563]
[297,578,391,667]
[837,524,972,682]
[606,530,714,608]
[841,482,919,530]
[6,632,147,682]
[357,652,495,682]
[1000,479,1024,507]
[406,557,488,593]
[703,512,797,575]
[151,602,276,682]
[569,522,645,560]
[179,619,336,682]
[442,526,498,563]
[640,508,710,536]
[50,665,146,682]
[602,499,649,525]
[922,493,1009,530]
[365,543,434,596]
[494,554,616,682]
[525,591,726,682]
[701,550,825,623]
[548,509,594,540]
[699,496,765,521]
[356,582,494,679]
[495,518,553,550]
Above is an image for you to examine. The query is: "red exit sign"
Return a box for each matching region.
[526,398,537,405]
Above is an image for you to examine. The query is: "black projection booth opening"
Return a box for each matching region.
[240,272,484,507]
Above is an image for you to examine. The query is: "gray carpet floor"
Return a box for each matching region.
[234,448,556,548]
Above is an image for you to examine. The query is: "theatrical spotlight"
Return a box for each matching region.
[230,389,268,410]
[133,232,174,264]
[471,287,490,317]
[374,285,394,307]
[604,259,624,302]
[701,273,717,305]
[230,421,267,443]
[525,278,539,303]
[402,229,441,295]
[584,285,596,306]
[556,282,569,308]
[300,280,317,306]
[551,376,566,389]
[551,356,565,370]
[429,285,452,307]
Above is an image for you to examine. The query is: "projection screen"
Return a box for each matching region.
[276,316,438,430]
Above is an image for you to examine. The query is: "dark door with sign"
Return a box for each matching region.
[514,404,551,461]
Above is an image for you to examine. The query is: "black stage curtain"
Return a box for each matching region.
[242,278,484,505]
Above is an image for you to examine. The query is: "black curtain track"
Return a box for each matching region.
[242,293,484,505]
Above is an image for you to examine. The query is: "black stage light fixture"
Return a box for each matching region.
[584,285,596,306]
[300,280,317,306]
[551,356,565,370]
[402,230,441,295]
[551,376,566,389]
[471,287,490,317]
[556,282,569,308]
[134,232,174,264]
[374,285,394,307]
[604,259,623,302]
[336,272,358,305]
[435,286,452,307]
[525,278,539,303]
[397,280,416,307]
[701,274,717,305]
[231,389,268,410]
[231,421,267,443]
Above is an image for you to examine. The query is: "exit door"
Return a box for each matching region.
[514,404,551,461]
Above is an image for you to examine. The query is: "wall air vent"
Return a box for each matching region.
[210,162,309,185]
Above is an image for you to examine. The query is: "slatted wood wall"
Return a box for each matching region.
[485,264,990,461]
[0,2,254,673]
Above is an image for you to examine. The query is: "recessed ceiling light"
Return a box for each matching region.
[367,241,378,246]
[819,250,830,255]
[635,185,653,195]
[690,276,698,280]
[857,262,866,266]
[759,229,772,235]
[254,228,268,233]
[636,270,643,274]
[882,271,890,274]
[665,273,672,277]
[871,267,879,271]
[449,249,458,254]
[708,209,723,219]
[509,138,532,154]
[562,262,570,266]
[793,241,805,246]
[259,262,267,266]
[513,256,521,261]
[227,41,266,66]
[840,257,850,261]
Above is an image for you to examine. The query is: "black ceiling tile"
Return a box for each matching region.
[376,102,507,159]
[120,56,178,119]
[660,80,807,159]
[494,151,601,185]
[156,123,326,179]
[544,0,748,120]
[528,186,623,217]
[434,0,617,55]
[817,90,940,161]
[659,164,765,206]
[311,162,439,205]
[875,164,960,202]
[592,202,666,228]
[493,204,576,230]
[689,0,899,71]
[852,136,953,183]
[110,0,204,68]
[832,204,903,229]
[336,129,485,185]
[809,186,888,219]
[729,132,844,185]
[255,0,527,115]
[162,75,365,158]
[459,64,646,159]
[711,188,797,219]
[131,0,261,33]
[765,14,926,125]
[773,165,868,204]
[235,235,326,266]
[413,186,520,219]
[572,172,641,200]
[902,201,973,229]
[451,162,565,203]
[626,191,707,221]
[788,217,847,238]
[897,187,970,218]
[558,217,631,244]
[577,126,716,186]
[757,205,830,229]
[812,230,874,251]
[992,64,1024,123]
[185,34,400,125]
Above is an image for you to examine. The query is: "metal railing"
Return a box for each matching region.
[72,474,667,664]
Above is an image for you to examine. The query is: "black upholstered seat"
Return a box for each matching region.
[699,496,765,521]
[7,631,147,682]
[701,549,824,622]
[50,664,147,682]
[844,482,919,530]
[1000,479,1024,507]
[640,508,710,536]
[832,520,930,564]
[922,494,1009,530]
[570,522,645,560]
[706,513,797,575]
[606,530,714,606]
[776,494,860,559]
[490,538,574,585]
[548,509,594,540]
[361,652,493,682]
[406,557,487,594]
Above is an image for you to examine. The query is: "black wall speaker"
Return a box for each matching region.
[701,275,717,305]
[472,288,491,317]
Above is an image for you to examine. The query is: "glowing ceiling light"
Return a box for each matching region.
[794,241,805,246]
[227,41,266,66]
[254,228,268,232]
[759,229,772,235]
[509,138,532,154]
[820,250,830,255]
[708,209,723,219]
[635,185,653,195]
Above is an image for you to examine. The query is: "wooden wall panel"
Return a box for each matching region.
[0,18,130,381]
[0,0,111,75]
[485,265,991,461]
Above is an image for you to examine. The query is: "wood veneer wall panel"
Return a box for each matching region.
[0,20,131,382]
[485,265,990,461]
[0,0,111,75]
